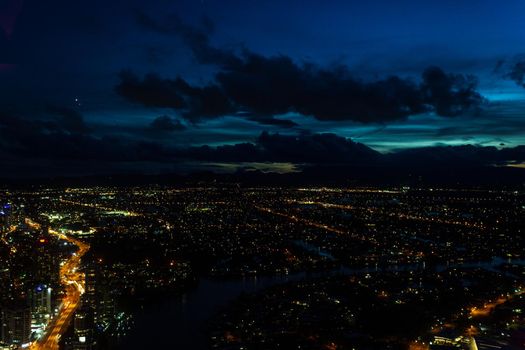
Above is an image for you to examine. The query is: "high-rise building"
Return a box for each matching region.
[83,265,97,310]
[34,237,60,287]
[0,204,12,234]
[29,285,52,317]
[64,304,95,350]
[74,306,92,340]
[29,284,53,338]
[95,289,115,327]
[83,264,115,327]
[0,305,31,347]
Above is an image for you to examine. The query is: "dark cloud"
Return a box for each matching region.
[257,131,381,163]
[495,56,525,88]
[508,59,525,88]
[181,132,381,164]
[0,108,523,177]
[115,70,233,121]
[174,131,525,181]
[387,144,525,167]
[117,62,485,124]
[135,11,241,67]
[492,58,505,74]
[122,17,486,124]
[172,78,233,120]
[420,66,484,116]
[217,56,484,122]
[0,106,91,136]
[46,106,91,134]
[245,116,299,128]
[0,112,170,162]
[149,115,186,132]
[180,131,525,169]
[182,142,259,163]
[115,71,186,109]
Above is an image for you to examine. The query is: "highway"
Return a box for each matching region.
[58,198,141,217]
[26,220,90,350]
[470,288,525,318]
[291,200,485,229]
[255,205,381,245]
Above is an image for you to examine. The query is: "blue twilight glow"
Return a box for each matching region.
[0,0,524,175]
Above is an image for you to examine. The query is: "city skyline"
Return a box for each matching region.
[1,2,525,350]
[1,186,525,349]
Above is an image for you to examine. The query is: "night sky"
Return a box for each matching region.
[1,0,525,177]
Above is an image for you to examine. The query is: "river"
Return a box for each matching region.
[121,273,315,349]
[121,257,525,349]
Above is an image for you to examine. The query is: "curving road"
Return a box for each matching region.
[26,220,90,350]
